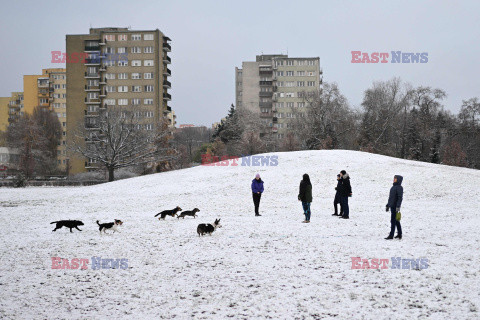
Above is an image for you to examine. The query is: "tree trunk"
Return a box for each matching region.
[108,166,115,182]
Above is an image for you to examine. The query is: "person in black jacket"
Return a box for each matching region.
[298,174,313,223]
[385,175,403,240]
[332,174,343,216]
[338,170,352,219]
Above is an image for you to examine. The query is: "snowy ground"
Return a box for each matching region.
[0,150,479,319]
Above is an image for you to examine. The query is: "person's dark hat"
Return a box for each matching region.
[340,170,346,175]
[337,174,340,177]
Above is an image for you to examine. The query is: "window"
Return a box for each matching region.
[145,111,154,118]
[145,124,153,130]
[40,98,47,104]
[105,47,114,54]
[144,60,154,66]
[286,102,294,108]
[277,81,284,87]
[307,71,315,76]
[144,98,153,105]
[118,34,127,41]
[132,60,141,66]
[131,34,141,41]
[275,102,284,108]
[62,122,66,127]
[308,60,316,65]
[285,92,295,97]
[87,92,98,99]
[144,34,154,40]
[106,86,116,92]
[104,99,115,105]
[276,71,284,76]
[104,35,115,41]
[297,60,306,66]
[131,73,141,79]
[286,71,294,76]
[88,105,98,112]
[131,98,140,105]
[285,81,295,87]
[118,60,128,66]
[276,60,284,66]
[307,81,315,87]
[105,73,115,80]
[297,81,305,87]
[53,103,60,108]
[62,84,66,89]
[286,60,294,66]
[132,86,142,92]
[144,85,154,92]
[118,86,128,93]
[104,60,115,67]
[144,46,154,53]
[118,73,128,79]
[54,84,60,89]
[118,99,128,105]
[117,47,126,53]
[142,72,153,79]
[297,71,305,76]
[297,102,306,108]
[131,47,141,53]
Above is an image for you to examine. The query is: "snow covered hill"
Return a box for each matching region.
[1,150,479,319]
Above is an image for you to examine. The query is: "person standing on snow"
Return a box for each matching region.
[332,174,344,216]
[298,174,313,223]
[338,170,352,219]
[385,175,403,240]
[251,173,264,216]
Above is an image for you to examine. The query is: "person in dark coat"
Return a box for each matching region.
[298,173,313,223]
[385,175,403,240]
[251,173,264,216]
[338,170,352,219]
[332,174,344,216]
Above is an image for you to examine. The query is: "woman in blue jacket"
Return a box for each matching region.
[251,173,264,216]
[385,175,403,240]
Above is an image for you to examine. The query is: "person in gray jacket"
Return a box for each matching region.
[385,175,403,240]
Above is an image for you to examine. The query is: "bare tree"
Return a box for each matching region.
[71,107,174,182]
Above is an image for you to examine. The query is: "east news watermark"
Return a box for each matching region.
[51,257,128,270]
[201,154,279,166]
[351,51,428,63]
[351,257,429,270]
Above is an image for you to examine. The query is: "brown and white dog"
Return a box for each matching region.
[96,219,123,233]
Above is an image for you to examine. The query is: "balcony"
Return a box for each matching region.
[99,39,106,46]
[273,86,278,92]
[163,55,171,64]
[99,65,107,71]
[163,80,171,88]
[38,82,49,88]
[85,122,99,129]
[163,42,171,52]
[167,106,172,112]
[163,68,172,76]
[259,102,272,108]
[259,91,273,97]
[85,97,100,104]
[85,58,100,65]
[99,78,107,84]
[260,112,272,118]
[259,69,273,75]
[85,85,100,91]
[85,46,100,52]
[319,68,323,75]
[259,81,273,86]
[163,93,171,100]
[272,117,278,123]
[272,127,278,133]
[85,72,100,78]
[99,91,106,97]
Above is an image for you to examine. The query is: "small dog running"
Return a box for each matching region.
[197,218,222,236]
[155,206,182,220]
[178,208,200,219]
[97,219,123,234]
[51,220,84,233]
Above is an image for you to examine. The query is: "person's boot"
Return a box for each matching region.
[332,213,338,216]
[385,235,394,240]
[395,234,402,239]
[341,216,349,219]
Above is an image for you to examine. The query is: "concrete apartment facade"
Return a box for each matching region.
[7,92,24,125]
[66,27,172,174]
[235,54,322,139]
[0,97,10,132]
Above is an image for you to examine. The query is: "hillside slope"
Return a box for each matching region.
[0,150,479,319]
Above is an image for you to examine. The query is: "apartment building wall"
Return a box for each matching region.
[7,92,24,125]
[0,97,10,132]
[23,75,42,115]
[66,27,172,175]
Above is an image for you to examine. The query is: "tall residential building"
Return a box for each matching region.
[23,68,68,170]
[235,54,322,139]
[66,27,172,174]
[7,92,24,125]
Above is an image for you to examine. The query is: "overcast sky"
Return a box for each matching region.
[1,0,479,126]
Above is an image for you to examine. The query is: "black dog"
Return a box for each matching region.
[97,219,123,233]
[178,208,200,219]
[197,219,222,236]
[51,220,84,233]
[155,206,182,220]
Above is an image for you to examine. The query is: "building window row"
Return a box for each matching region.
[104,34,154,42]
[104,98,154,106]
[275,60,317,66]
[103,46,154,54]
[274,102,307,108]
[277,81,316,87]
[105,72,154,80]
[276,71,317,77]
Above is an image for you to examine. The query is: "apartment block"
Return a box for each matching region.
[66,27,172,174]
[235,54,322,139]
[0,97,10,132]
